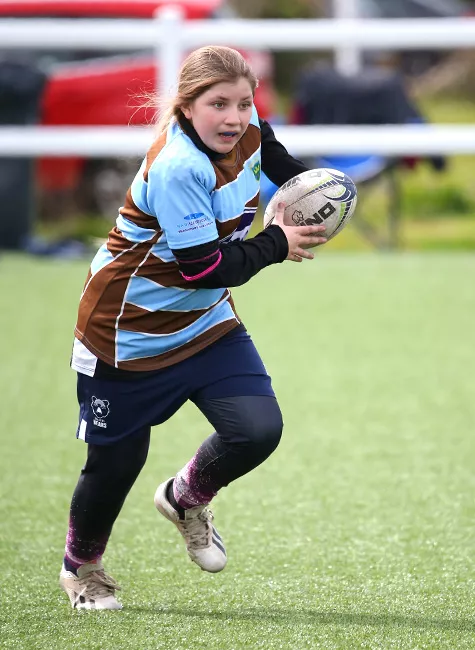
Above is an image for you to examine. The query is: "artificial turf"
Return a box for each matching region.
[1,251,474,649]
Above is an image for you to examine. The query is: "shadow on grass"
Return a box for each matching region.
[128,606,474,632]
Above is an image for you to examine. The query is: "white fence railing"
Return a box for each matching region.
[2,16,475,49]
[0,125,474,158]
[0,12,475,157]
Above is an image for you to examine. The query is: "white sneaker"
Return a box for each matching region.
[59,560,122,610]
[154,478,227,573]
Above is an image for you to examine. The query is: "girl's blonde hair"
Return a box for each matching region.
[156,46,258,135]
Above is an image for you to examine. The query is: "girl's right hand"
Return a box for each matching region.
[272,202,327,262]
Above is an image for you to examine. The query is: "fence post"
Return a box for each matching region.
[333,0,363,75]
[155,5,184,111]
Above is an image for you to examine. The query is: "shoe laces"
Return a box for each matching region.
[78,569,121,599]
[179,508,213,549]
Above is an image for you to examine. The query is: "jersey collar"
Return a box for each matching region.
[177,114,226,162]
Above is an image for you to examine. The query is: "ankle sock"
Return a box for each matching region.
[167,480,186,519]
[63,555,82,575]
[63,554,99,575]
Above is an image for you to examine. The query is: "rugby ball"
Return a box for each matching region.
[263,168,357,242]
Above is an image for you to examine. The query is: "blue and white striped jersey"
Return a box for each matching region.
[73,106,263,372]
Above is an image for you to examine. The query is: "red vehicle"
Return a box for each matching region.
[0,1,276,217]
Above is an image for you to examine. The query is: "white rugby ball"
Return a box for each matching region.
[263,168,357,242]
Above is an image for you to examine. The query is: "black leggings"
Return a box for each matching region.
[67,394,283,563]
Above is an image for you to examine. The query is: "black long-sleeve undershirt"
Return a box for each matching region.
[172,224,288,289]
[259,118,309,186]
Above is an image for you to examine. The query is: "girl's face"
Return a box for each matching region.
[182,77,254,154]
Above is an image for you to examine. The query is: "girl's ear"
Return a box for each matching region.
[181,105,192,120]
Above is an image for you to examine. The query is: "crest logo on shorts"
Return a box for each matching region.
[91,396,110,428]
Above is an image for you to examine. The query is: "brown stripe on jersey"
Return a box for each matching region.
[107,227,127,257]
[119,187,160,231]
[227,292,238,319]
[212,124,260,189]
[119,130,167,229]
[134,251,190,289]
[118,288,229,335]
[117,318,239,371]
[75,241,159,365]
[212,123,261,240]
[106,226,160,258]
[144,131,168,182]
[113,131,166,235]
[215,191,260,241]
[81,268,92,292]
[247,193,260,208]
[240,122,261,161]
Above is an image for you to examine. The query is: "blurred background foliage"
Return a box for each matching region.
[230,0,325,93]
[229,0,324,18]
[35,0,475,251]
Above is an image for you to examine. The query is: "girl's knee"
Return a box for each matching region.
[244,402,283,452]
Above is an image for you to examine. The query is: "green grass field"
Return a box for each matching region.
[1,251,474,649]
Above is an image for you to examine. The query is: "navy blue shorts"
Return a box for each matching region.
[76,325,274,445]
